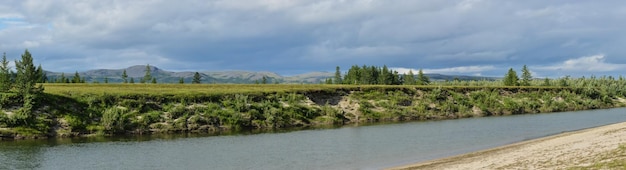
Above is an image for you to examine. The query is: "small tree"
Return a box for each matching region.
[403,70,416,85]
[121,69,128,83]
[143,64,152,83]
[192,72,201,84]
[104,77,109,83]
[261,76,267,84]
[14,49,43,96]
[503,68,519,86]
[417,69,430,85]
[334,66,342,84]
[179,77,184,84]
[72,71,81,83]
[520,65,532,86]
[130,77,135,84]
[0,52,11,92]
[151,78,157,84]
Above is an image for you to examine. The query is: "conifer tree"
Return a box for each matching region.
[121,69,128,83]
[192,72,201,84]
[334,66,342,84]
[151,77,157,84]
[520,65,532,86]
[417,69,430,85]
[403,70,416,85]
[143,64,152,83]
[179,77,184,84]
[130,77,135,83]
[503,68,519,86]
[14,49,43,96]
[0,52,11,92]
[72,71,81,83]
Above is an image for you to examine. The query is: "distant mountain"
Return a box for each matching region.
[44,65,497,84]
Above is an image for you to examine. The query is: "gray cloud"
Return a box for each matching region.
[1,0,625,77]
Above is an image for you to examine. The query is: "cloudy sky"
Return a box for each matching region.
[1,0,626,77]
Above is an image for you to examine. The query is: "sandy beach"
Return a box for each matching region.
[389,122,626,170]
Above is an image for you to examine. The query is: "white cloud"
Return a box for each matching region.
[536,54,626,72]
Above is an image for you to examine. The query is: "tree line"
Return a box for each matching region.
[327,65,430,85]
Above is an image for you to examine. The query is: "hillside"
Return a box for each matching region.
[44,65,496,84]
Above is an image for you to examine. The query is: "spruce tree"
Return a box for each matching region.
[179,77,184,84]
[143,64,152,83]
[503,68,519,86]
[130,77,135,83]
[121,69,128,83]
[104,77,109,83]
[192,72,201,84]
[417,69,430,85]
[72,71,81,83]
[0,52,11,92]
[403,70,416,85]
[520,65,532,86]
[14,49,43,96]
[334,66,342,84]
[151,77,157,84]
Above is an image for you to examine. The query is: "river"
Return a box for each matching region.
[2,108,626,169]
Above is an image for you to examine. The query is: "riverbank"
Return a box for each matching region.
[390,121,626,169]
[1,84,625,139]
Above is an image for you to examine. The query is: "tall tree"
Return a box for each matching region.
[334,66,342,84]
[14,49,43,96]
[35,64,45,83]
[503,68,519,86]
[261,76,268,84]
[403,70,416,85]
[143,64,152,83]
[192,72,201,84]
[416,69,430,85]
[72,71,81,83]
[0,52,11,92]
[520,65,532,86]
[121,69,128,83]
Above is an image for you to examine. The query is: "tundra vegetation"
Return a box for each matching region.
[1,51,626,139]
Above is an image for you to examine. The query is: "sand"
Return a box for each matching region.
[389,122,626,170]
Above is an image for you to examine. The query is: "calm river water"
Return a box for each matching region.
[2,108,626,170]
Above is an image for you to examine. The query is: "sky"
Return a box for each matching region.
[1,0,626,78]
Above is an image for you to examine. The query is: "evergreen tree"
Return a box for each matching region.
[325,78,333,84]
[0,52,11,92]
[403,70,416,85]
[179,77,184,84]
[121,69,128,83]
[334,66,342,84]
[14,49,43,96]
[520,65,532,86]
[130,77,135,84]
[192,72,201,84]
[59,73,66,83]
[151,77,157,84]
[503,68,519,86]
[261,76,268,84]
[35,64,45,83]
[143,64,152,83]
[417,69,430,85]
[72,71,81,83]
[380,65,390,85]
[104,77,109,83]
